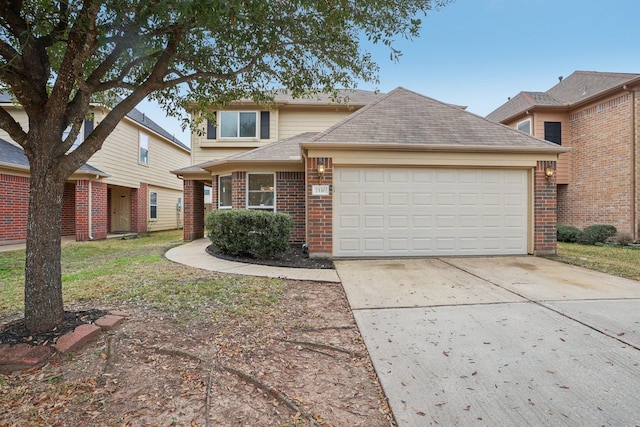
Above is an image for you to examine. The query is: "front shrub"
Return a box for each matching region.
[557,224,582,243]
[613,232,634,246]
[206,209,293,258]
[577,224,617,245]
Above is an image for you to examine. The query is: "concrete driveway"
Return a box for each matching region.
[335,257,640,426]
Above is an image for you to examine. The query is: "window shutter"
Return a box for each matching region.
[544,122,562,145]
[260,111,270,139]
[207,118,217,139]
[84,118,94,139]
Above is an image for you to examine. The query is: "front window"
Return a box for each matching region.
[139,132,149,165]
[517,119,531,135]
[219,175,232,208]
[149,191,158,220]
[220,111,257,138]
[247,173,275,211]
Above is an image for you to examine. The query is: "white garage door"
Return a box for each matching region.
[333,167,529,257]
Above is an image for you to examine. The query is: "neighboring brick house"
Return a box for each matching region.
[486,71,640,240]
[175,88,566,258]
[0,96,191,244]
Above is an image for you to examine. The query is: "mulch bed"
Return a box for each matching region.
[206,244,335,270]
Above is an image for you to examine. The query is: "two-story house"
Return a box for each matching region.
[486,71,640,240]
[0,95,191,243]
[175,88,566,258]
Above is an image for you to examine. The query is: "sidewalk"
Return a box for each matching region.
[165,238,341,283]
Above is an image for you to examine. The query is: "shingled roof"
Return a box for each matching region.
[486,71,640,123]
[0,138,107,175]
[308,87,564,150]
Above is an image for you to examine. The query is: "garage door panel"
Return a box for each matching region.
[334,167,528,257]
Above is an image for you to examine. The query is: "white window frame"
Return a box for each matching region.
[517,119,532,135]
[139,131,149,165]
[219,111,258,139]
[149,191,158,220]
[218,175,232,209]
[246,173,275,211]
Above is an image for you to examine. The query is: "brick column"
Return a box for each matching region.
[232,171,246,208]
[61,183,76,237]
[75,180,89,241]
[184,180,205,241]
[91,181,108,240]
[306,157,332,257]
[534,161,558,255]
[131,183,148,233]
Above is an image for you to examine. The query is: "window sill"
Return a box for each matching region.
[200,140,268,148]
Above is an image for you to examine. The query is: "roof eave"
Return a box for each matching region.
[301,142,570,154]
[202,158,303,172]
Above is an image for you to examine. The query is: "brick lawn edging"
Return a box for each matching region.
[0,310,129,373]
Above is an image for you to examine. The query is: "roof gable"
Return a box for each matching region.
[487,71,640,123]
[310,87,561,149]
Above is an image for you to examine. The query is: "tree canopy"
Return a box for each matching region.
[0,0,451,333]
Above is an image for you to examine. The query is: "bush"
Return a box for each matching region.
[557,224,583,243]
[577,224,617,245]
[206,209,293,258]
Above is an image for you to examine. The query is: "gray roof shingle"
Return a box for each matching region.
[310,87,563,149]
[0,138,107,175]
[486,71,640,123]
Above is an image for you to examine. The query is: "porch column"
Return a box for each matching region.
[131,183,148,233]
[74,180,89,241]
[534,161,558,255]
[91,181,108,240]
[184,180,205,241]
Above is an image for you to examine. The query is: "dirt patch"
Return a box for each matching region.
[0,280,394,426]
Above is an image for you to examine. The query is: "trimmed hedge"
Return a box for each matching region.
[577,224,617,245]
[206,209,293,259]
[557,224,582,243]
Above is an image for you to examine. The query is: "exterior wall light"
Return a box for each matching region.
[317,163,325,179]
[544,166,555,180]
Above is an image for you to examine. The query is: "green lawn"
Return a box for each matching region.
[0,230,285,320]
[553,242,640,281]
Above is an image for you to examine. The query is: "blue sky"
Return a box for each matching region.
[137,0,640,146]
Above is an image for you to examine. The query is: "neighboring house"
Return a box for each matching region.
[176,87,566,258]
[0,96,190,243]
[486,70,640,240]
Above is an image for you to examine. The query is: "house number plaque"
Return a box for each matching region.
[311,185,330,196]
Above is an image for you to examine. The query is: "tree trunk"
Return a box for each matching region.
[24,152,67,334]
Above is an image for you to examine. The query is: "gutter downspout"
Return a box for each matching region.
[624,85,637,240]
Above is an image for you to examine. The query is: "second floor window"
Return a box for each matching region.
[139,132,149,165]
[517,119,531,135]
[220,111,257,138]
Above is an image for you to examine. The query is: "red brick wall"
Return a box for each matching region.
[232,171,246,208]
[534,161,558,254]
[560,93,633,234]
[61,183,76,237]
[91,181,108,239]
[305,157,332,257]
[183,180,205,241]
[276,171,305,243]
[131,183,148,234]
[75,180,90,241]
[0,173,29,242]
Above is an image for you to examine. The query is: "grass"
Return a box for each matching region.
[553,242,640,281]
[0,230,285,320]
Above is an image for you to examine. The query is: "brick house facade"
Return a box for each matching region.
[180,88,565,258]
[487,71,640,240]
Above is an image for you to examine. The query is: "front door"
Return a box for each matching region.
[111,186,131,232]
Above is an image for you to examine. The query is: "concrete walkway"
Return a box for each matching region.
[336,257,640,426]
[165,238,340,283]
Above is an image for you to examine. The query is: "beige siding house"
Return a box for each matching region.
[0,95,190,243]
[487,71,640,239]
[176,88,566,257]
